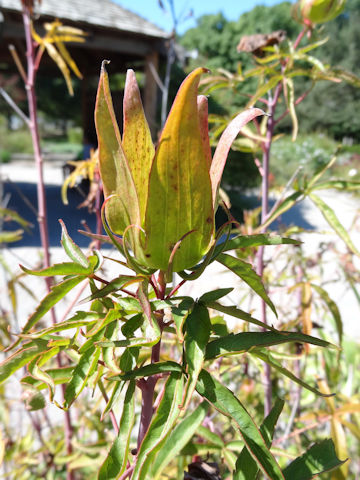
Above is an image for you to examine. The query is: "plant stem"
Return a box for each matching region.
[137,273,166,448]
[21,6,74,479]
[256,84,282,417]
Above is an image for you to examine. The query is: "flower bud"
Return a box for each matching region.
[298,0,345,24]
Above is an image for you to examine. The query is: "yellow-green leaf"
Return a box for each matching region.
[144,67,214,272]
[122,69,155,222]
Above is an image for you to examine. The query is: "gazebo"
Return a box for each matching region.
[0,0,169,138]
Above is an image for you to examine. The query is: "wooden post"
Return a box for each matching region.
[144,51,159,137]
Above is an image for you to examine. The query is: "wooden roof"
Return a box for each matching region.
[0,0,169,39]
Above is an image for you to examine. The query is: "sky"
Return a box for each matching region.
[114,0,284,35]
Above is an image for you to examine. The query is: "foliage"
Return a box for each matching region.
[1,2,360,479]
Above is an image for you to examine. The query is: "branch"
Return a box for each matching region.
[0,87,30,126]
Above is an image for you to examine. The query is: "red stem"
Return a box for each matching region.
[21,7,74,479]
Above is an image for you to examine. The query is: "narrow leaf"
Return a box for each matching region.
[22,276,86,335]
[309,193,360,257]
[151,402,209,479]
[217,253,277,317]
[196,370,284,480]
[132,372,184,480]
[210,108,265,205]
[199,288,233,304]
[110,361,182,381]
[20,262,92,277]
[234,398,284,480]
[98,381,135,480]
[183,303,211,409]
[213,234,299,258]
[206,330,335,359]
[283,439,347,480]
[207,301,277,331]
[171,297,194,343]
[60,219,89,268]
[0,340,48,384]
[252,349,334,397]
[64,344,101,408]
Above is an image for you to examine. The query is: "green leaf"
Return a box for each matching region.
[80,275,139,304]
[171,298,194,343]
[207,301,277,332]
[196,369,284,480]
[20,276,86,336]
[247,75,282,106]
[150,402,209,479]
[0,230,24,243]
[283,439,347,480]
[183,303,211,409]
[131,371,184,480]
[310,284,342,345]
[98,380,135,480]
[144,68,214,272]
[312,180,360,191]
[234,398,284,480]
[216,253,277,317]
[110,361,182,381]
[20,262,92,277]
[0,339,49,384]
[59,219,89,268]
[0,206,31,231]
[199,288,233,304]
[309,193,360,258]
[64,343,101,408]
[24,390,46,411]
[213,234,299,258]
[121,313,143,338]
[206,330,335,359]
[20,311,102,339]
[260,191,303,230]
[252,349,334,397]
[21,366,73,389]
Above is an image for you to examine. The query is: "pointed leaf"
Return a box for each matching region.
[309,193,360,257]
[283,439,347,480]
[151,402,209,479]
[60,219,89,268]
[122,69,155,222]
[98,381,135,480]
[196,369,284,480]
[252,349,334,397]
[0,339,49,384]
[145,67,214,272]
[217,253,277,317]
[21,366,73,389]
[183,303,211,409]
[22,276,86,335]
[199,288,233,304]
[95,62,140,235]
[197,95,212,169]
[131,372,184,480]
[210,108,265,205]
[234,398,284,480]
[64,342,101,408]
[207,301,277,331]
[206,330,335,359]
[110,361,182,381]
[213,234,299,258]
[171,297,194,343]
[20,262,92,277]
